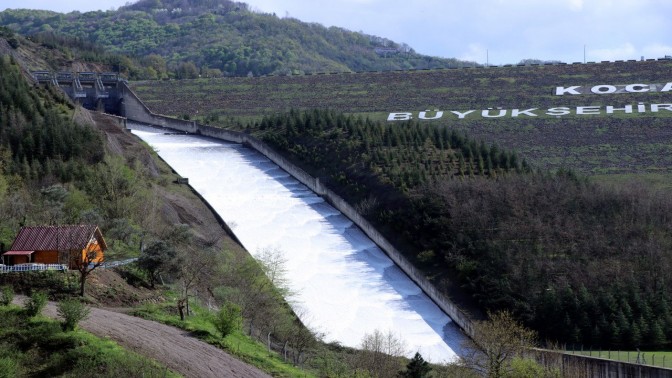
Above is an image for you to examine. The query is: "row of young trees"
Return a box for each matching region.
[247,109,672,350]
[259,109,527,198]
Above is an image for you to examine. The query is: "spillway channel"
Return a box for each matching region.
[130,123,466,362]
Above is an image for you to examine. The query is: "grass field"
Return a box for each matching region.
[569,350,672,369]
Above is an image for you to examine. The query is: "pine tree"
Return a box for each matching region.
[649,320,667,347]
[399,352,431,378]
[629,321,642,347]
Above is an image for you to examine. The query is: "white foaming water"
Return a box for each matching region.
[130,123,466,363]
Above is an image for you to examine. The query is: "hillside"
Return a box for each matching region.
[0,0,472,78]
[0,34,309,376]
[3,1,672,356]
[131,59,672,177]
[128,60,672,350]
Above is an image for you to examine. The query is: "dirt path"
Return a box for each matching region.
[14,297,271,378]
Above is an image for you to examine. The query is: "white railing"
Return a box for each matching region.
[1,258,139,273]
[0,264,68,273]
[98,258,138,269]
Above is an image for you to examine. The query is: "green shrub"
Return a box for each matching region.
[211,302,241,338]
[0,286,14,306]
[57,298,90,331]
[7,38,19,49]
[0,356,19,378]
[24,291,47,317]
[504,357,560,378]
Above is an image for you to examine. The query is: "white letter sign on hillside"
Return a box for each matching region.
[387,104,672,122]
[626,84,649,93]
[388,80,672,122]
[555,81,672,95]
[591,85,617,94]
[388,112,413,121]
[555,86,581,95]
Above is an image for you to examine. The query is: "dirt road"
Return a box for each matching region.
[15,297,271,378]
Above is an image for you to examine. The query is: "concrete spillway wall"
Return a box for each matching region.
[534,351,672,378]
[118,81,475,338]
[119,82,198,132]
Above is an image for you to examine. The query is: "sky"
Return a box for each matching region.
[3,0,672,65]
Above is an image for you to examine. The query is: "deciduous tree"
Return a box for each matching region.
[137,240,179,288]
[461,311,536,378]
[355,329,406,378]
[74,242,105,297]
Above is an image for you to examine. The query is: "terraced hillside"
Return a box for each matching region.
[131,60,672,176]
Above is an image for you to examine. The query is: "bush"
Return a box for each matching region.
[57,298,90,331]
[0,356,19,378]
[7,38,19,49]
[211,302,241,338]
[24,291,47,317]
[0,286,14,306]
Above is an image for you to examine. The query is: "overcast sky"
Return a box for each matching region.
[3,0,672,65]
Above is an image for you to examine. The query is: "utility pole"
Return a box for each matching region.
[584,44,586,63]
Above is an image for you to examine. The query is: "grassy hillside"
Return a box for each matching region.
[0,303,177,377]
[130,59,672,177]
[0,0,471,78]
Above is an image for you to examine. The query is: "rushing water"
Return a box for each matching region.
[130,123,466,362]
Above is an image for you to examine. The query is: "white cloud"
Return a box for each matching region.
[590,43,637,61]
[567,0,584,11]
[459,44,488,64]
[642,43,672,59]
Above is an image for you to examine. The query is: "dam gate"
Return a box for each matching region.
[32,71,125,114]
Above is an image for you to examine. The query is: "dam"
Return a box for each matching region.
[129,122,467,363]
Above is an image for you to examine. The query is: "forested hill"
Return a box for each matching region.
[0,0,471,78]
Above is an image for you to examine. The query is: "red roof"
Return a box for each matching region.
[3,250,34,256]
[6,225,107,252]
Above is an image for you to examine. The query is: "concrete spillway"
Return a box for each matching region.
[130,123,466,363]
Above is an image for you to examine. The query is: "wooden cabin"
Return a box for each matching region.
[2,225,106,269]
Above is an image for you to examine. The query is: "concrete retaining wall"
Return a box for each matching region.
[100,112,128,129]
[119,82,198,133]
[562,353,672,378]
[534,350,672,378]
